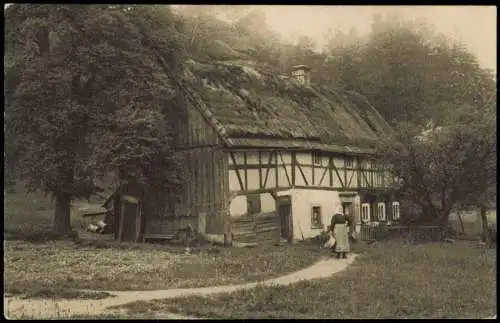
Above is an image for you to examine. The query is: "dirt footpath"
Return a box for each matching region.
[5,255,357,319]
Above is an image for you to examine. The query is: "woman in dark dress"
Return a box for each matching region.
[330,207,351,259]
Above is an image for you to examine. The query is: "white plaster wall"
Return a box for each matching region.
[229,193,276,217]
[296,152,311,165]
[228,170,242,192]
[247,169,259,190]
[333,157,344,168]
[229,195,246,217]
[265,168,276,188]
[277,165,290,188]
[261,193,276,213]
[277,189,293,197]
[346,170,357,188]
[291,189,342,241]
[246,152,260,164]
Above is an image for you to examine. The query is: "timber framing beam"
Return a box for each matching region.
[278,151,292,187]
[312,160,315,185]
[229,152,245,192]
[295,156,309,186]
[258,151,262,189]
[263,152,273,188]
[243,152,248,190]
[318,166,328,186]
[356,156,362,188]
[347,168,355,188]
[331,160,345,188]
[232,187,290,197]
[227,149,390,194]
[344,159,347,189]
[275,151,279,188]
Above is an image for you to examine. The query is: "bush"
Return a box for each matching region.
[374,222,390,241]
[487,226,496,246]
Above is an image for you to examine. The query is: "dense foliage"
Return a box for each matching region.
[4,4,186,233]
[377,97,496,230]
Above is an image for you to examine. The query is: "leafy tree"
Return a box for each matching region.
[296,36,316,54]
[4,4,186,234]
[176,5,253,22]
[326,17,496,127]
[377,97,496,237]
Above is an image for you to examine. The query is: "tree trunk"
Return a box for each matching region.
[457,210,465,235]
[54,192,72,234]
[438,210,449,239]
[480,206,490,245]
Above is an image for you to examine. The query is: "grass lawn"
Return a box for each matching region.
[4,240,323,300]
[4,184,101,240]
[4,186,323,300]
[114,241,497,319]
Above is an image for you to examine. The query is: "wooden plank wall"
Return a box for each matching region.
[232,211,280,244]
[145,216,199,235]
[158,101,228,235]
[173,99,221,149]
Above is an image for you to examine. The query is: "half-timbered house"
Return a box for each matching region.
[107,60,401,244]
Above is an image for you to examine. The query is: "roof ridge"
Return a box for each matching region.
[182,59,397,154]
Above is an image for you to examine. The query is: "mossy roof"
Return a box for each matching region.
[182,59,396,155]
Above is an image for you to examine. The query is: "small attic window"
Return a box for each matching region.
[290,65,311,86]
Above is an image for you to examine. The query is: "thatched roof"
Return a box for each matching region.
[182,59,396,155]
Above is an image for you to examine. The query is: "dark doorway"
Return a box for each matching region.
[247,194,262,214]
[342,202,355,230]
[342,202,354,218]
[120,198,140,242]
[278,196,293,242]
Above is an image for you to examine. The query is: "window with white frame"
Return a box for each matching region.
[344,158,354,168]
[377,202,386,221]
[392,202,400,220]
[311,206,323,229]
[361,203,370,223]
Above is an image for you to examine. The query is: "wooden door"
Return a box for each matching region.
[342,202,353,218]
[120,198,140,242]
[342,202,355,230]
[278,196,293,242]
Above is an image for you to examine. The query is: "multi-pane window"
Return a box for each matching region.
[377,202,386,221]
[345,158,354,168]
[392,202,400,220]
[361,203,370,223]
[311,206,323,229]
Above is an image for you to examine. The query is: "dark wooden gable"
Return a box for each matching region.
[169,100,229,234]
[173,98,221,148]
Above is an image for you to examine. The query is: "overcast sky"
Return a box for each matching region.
[5,4,497,72]
[262,5,497,72]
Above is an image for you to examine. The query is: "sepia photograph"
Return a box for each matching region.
[4,4,496,319]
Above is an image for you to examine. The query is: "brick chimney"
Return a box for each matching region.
[290,64,311,86]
